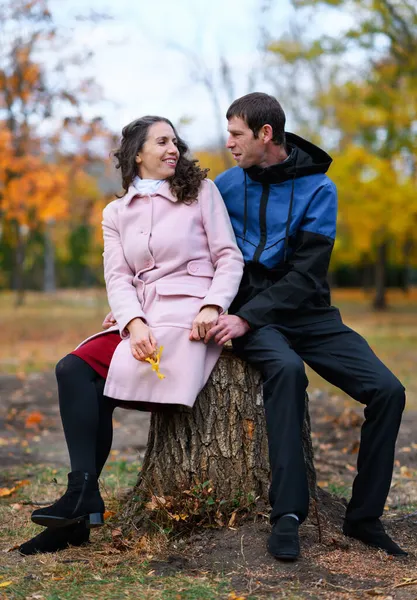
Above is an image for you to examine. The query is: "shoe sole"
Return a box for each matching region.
[31,512,104,529]
[343,531,408,557]
[267,544,299,561]
[270,553,299,561]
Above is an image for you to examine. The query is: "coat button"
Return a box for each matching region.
[142,230,148,235]
[190,265,198,273]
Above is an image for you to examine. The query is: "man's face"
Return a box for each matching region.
[226,116,264,169]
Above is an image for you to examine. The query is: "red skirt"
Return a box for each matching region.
[71,332,121,379]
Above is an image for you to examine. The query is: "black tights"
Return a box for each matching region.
[56,354,181,477]
[56,354,120,477]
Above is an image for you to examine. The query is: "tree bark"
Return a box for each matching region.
[12,221,27,307]
[373,242,388,310]
[43,221,56,293]
[125,350,317,525]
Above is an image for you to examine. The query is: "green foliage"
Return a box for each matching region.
[268,0,417,277]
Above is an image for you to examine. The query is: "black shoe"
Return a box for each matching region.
[18,521,90,555]
[267,516,300,561]
[31,471,105,529]
[343,518,407,556]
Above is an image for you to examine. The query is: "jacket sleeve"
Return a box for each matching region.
[102,204,147,337]
[235,181,337,328]
[198,180,244,313]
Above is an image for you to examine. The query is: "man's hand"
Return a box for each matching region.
[190,306,220,341]
[102,311,116,330]
[204,314,250,345]
[127,318,157,361]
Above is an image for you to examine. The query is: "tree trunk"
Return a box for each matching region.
[373,242,388,310]
[43,221,56,293]
[400,237,413,294]
[12,221,27,307]
[124,350,317,527]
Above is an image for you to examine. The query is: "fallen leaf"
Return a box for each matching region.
[0,487,17,498]
[228,511,237,527]
[104,510,116,520]
[5,543,20,552]
[400,465,413,478]
[393,577,417,589]
[25,411,44,429]
[111,528,122,538]
[228,592,246,600]
[0,582,13,588]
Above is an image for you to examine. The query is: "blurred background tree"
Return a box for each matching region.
[0,0,114,304]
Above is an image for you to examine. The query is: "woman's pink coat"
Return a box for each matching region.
[77,179,244,407]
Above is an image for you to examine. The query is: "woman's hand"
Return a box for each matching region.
[189,305,220,341]
[127,318,157,361]
[102,311,116,330]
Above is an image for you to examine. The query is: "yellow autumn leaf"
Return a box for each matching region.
[0,582,13,588]
[228,593,246,600]
[0,487,17,498]
[145,345,166,380]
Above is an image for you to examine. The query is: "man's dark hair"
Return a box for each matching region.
[226,92,286,145]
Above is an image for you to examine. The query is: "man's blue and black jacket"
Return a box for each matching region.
[215,133,338,329]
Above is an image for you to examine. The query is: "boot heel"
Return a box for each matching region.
[87,513,104,528]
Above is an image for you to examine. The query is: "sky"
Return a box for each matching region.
[50,0,352,150]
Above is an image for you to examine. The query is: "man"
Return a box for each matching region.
[205,92,406,561]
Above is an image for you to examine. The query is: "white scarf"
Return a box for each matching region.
[133,175,165,195]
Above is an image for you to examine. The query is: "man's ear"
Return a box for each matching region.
[260,124,274,144]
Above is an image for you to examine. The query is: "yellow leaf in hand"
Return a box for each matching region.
[145,346,165,380]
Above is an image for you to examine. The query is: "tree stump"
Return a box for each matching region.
[124,350,317,527]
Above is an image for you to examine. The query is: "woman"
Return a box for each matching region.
[19,116,244,555]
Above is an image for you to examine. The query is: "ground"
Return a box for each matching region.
[1,289,417,599]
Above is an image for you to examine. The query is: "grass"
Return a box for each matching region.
[0,289,109,375]
[0,461,246,600]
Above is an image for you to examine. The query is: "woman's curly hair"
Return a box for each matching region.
[113,116,208,204]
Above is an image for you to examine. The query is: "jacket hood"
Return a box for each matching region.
[244,132,333,184]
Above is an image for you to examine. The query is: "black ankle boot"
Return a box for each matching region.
[343,518,408,556]
[18,521,90,555]
[31,471,105,529]
[267,516,300,561]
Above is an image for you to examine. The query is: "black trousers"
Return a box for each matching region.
[232,313,405,525]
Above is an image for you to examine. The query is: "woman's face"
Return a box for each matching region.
[135,121,180,180]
